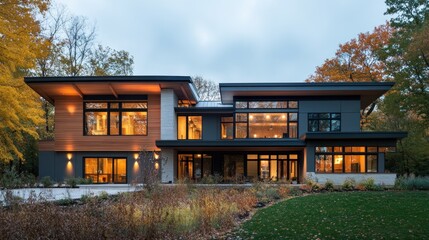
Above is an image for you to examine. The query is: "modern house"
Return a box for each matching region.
[25,76,406,185]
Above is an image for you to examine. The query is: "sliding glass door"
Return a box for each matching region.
[84,157,127,183]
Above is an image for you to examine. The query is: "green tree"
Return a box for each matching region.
[89,45,134,76]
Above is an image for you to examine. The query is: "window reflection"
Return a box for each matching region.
[177,116,202,140]
[85,112,107,135]
[122,112,147,135]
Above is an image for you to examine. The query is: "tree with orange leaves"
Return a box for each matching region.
[306,24,395,127]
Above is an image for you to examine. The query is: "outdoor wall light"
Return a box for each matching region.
[67,153,72,161]
[154,152,159,160]
[134,153,139,161]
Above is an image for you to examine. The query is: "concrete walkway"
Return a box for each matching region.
[0,184,139,204]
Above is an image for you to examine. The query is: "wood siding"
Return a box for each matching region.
[54,95,160,151]
[38,140,55,151]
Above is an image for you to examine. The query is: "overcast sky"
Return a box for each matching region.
[61,0,390,83]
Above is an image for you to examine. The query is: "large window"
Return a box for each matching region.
[84,102,147,136]
[315,146,378,173]
[178,153,213,180]
[233,100,298,139]
[84,157,127,183]
[178,116,202,140]
[308,113,340,132]
[234,112,298,139]
[246,153,298,181]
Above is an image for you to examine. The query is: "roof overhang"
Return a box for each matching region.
[156,139,306,149]
[220,82,395,109]
[25,76,199,104]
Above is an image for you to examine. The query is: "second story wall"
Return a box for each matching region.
[299,98,360,134]
[54,95,160,152]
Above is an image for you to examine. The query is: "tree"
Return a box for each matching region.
[32,5,135,141]
[89,45,134,76]
[383,0,429,125]
[60,15,96,76]
[306,24,394,126]
[192,76,220,101]
[0,0,47,162]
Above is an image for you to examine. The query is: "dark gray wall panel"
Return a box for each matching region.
[203,114,220,140]
[39,151,55,179]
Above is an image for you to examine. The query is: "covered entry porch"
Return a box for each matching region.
[177,151,301,183]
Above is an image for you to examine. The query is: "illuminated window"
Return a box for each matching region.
[315,146,381,173]
[177,116,202,140]
[84,102,147,136]
[84,157,126,183]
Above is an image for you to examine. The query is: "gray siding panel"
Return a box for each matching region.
[39,151,55,180]
[203,114,219,140]
[341,113,361,131]
[300,99,361,133]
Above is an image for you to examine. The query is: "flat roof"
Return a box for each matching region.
[25,75,199,104]
[220,82,395,109]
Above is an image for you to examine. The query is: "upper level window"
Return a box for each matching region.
[308,113,341,132]
[234,112,298,139]
[84,102,147,136]
[235,100,298,109]
[221,116,233,139]
[178,116,202,140]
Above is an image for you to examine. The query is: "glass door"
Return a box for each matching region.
[260,160,270,180]
[84,157,127,183]
[114,158,127,183]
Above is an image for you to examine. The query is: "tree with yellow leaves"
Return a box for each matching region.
[0,0,48,161]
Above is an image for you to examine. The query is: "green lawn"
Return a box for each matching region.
[238,191,429,239]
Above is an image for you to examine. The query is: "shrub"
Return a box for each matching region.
[78,177,93,184]
[324,180,335,192]
[200,174,223,184]
[288,187,303,196]
[356,178,383,191]
[41,176,54,188]
[395,175,429,190]
[278,185,291,198]
[265,187,281,200]
[0,168,22,189]
[341,178,356,191]
[65,178,78,188]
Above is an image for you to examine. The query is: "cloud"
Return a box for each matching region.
[61,0,389,83]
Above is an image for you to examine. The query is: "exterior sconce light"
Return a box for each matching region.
[134,153,139,162]
[154,152,159,160]
[67,153,73,161]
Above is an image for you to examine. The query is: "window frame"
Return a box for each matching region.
[220,115,234,140]
[314,146,379,173]
[308,113,341,132]
[177,115,203,140]
[83,101,148,136]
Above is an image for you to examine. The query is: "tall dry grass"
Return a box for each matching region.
[0,185,257,239]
